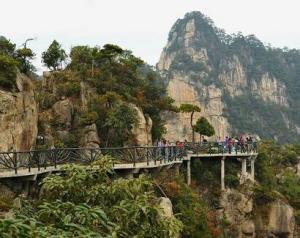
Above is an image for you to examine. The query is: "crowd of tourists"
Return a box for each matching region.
[156,134,257,155]
[218,135,257,154]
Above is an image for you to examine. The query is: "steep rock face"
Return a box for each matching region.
[158,11,300,142]
[130,104,152,145]
[251,73,289,107]
[38,73,101,148]
[219,188,298,238]
[162,73,229,141]
[218,55,247,97]
[255,200,297,238]
[0,73,38,151]
[79,124,101,148]
[219,188,255,238]
[38,72,152,148]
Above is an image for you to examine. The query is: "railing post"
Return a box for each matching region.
[37,151,40,171]
[44,151,47,170]
[90,149,94,163]
[28,153,31,173]
[164,146,168,163]
[146,148,149,166]
[13,152,17,175]
[173,146,178,161]
[134,148,137,167]
[54,149,57,169]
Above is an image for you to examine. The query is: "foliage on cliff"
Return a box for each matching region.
[0,156,182,237]
[36,42,176,147]
[254,141,300,219]
[156,171,221,238]
[0,36,35,90]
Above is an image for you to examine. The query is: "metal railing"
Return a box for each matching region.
[0,142,258,175]
[0,146,186,175]
[185,141,258,155]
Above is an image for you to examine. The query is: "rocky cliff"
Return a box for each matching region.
[158,12,300,142]
[0,73,38,151]
[219,187,298,238]
[37,71,153,148]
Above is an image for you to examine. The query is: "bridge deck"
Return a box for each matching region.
[0,152,257,179]
[187,152,258,159]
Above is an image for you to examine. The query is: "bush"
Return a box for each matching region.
[0,164,183,237]
[161,177,214,238]
[56,82,81,97]
[79,111,98,126]
[253,184,277,205]
[225,174,239,188]
[0,54,18,90]
[285,151,298,166]
[36,92,56,110]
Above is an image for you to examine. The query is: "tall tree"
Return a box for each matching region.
[194,117,215,142]
[15,38,35,73]
[179,104,201,144]
[42,40,67,70]
[0,37,18,90]
[15,47,35,73]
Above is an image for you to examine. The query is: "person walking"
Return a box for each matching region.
[240,135,245,153]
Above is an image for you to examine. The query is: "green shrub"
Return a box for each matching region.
[0,164,182,237]
[253,184,277,205]
[79,111,98,126]
[295,210,300,225]
[0,54,18,90]
[285,151,298,166]
[36,92,56,110]
[279,171,300,208]
[161,177,214,238]
[225,174,239,188]
[56,82,81,97]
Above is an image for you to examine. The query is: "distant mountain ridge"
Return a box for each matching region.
[158,11,300,143]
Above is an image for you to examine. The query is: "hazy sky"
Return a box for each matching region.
[1,0,300,73]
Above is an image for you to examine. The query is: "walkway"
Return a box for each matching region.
[0,142,258,189]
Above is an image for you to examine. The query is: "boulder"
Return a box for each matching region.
[52,98,73,127]
[158,197,173,218]
[242,220,255,236]
[267,201,295,237]
[79,124,101,148]
[255,200,296,238]
[130,104,152,145]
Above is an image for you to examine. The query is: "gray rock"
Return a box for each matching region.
[158,197,173,218]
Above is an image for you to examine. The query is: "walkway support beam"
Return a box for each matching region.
[251,156,255,182]
[187,159,191,186]
[241,158,247,177]
[221,157,225,190]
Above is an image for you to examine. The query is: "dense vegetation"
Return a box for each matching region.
[165,11,300,143]
[0,156,182,237]
[254,141,300,223]
[0,36,35,90]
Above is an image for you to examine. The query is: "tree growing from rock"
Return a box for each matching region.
[42,40,67,71]
[179,104,201,144]
[194,117,215,142]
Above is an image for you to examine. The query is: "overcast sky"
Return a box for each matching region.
[1,0,300,73]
